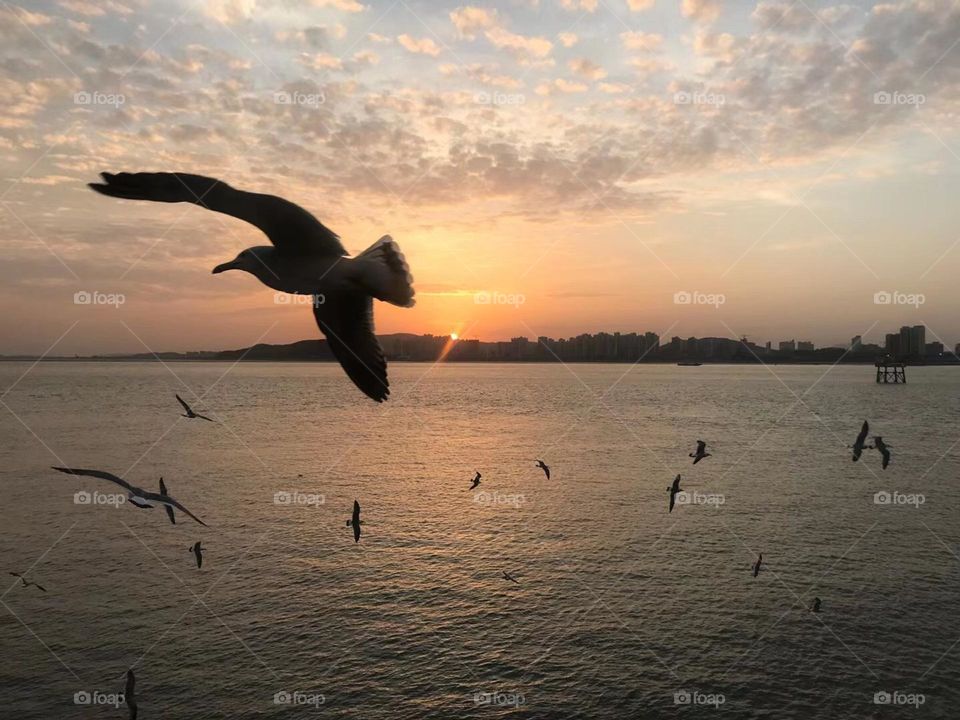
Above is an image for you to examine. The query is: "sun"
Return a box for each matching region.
[450,332,459,340]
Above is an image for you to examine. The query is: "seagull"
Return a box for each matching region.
[667,474,684,513]
[8,572,46,592]
[810,597,822,613]
[502,571,519,584]
[689,440,711,464]
[346,500,362,543]
[851,420,870,461]
[175,394,214,422]
[124,669,138,720]
[469,471,481,490]
[189,541,204,569]
[873,436,891,469]
[89,172,415,402]
[159,477,175,525]
[752,554,762,578]
[535,460,550,480]
[52,467,208,526]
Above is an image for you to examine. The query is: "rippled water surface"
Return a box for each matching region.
[1,361,959,718]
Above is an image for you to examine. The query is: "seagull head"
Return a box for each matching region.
[212,246,273,276]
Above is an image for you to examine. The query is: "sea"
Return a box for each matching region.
[1,361,958,718]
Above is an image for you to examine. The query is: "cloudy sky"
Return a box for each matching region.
[2,0,959,355]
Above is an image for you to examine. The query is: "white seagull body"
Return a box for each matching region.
[89,172,415,402]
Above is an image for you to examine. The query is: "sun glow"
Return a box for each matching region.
[450,332,459,340]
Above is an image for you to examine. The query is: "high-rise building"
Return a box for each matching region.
[797,341,814,351]
[850,335,862,350]
[779,340,796,352]
[885,333,901,357]
[925,341,944,357]
[911,325,925,357]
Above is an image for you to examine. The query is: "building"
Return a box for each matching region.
[850,335,862,350]
[925,341,944,358]
[911,325,926,357]
[885,333,901,357]
[797,341,814,351]
[779,340,796,352]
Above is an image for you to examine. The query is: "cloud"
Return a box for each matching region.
[568,58,607,80]
[559,0,598,11]
[485,26,552,62]
[450,6,499,39]
[311,0,366,11]
[397,34,442,57]
[681,0,721,24]
[620,31,663,52]
[626,0,656,10]
[557,32,578,48]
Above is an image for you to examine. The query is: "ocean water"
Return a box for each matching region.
[1,361,959,719]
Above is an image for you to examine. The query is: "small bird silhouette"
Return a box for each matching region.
[689,440,711,464]
[175,394,214,421]
[159,477,175,525]
[667,474,684,513]
[8,572,46,592]
[502,571,519,584]
[346,500,362,542]
[810,597,822,613]
[752,553,762,578]
[873,436,891,469]
[535,460,550,480]
[189,541,204,568]
[124,669,137,719]
[469,472,481,490]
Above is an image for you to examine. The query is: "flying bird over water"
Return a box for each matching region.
[535,460,550,480]
[668,474,683,513]
[851,420,870,461]
[8,572,46,592]
[175,394,214,422]
[346,500,362,543]
[470,472,481,490]
[124,669,138,720]
[190,541,204,569]
[159,477,175,525]
[752,554,762,578]
[810,597,822,613]
[502,571,519,584]
[52,467,208,526]
[89,172,415,402]
[690,440,711,464]
[873,436,891,469]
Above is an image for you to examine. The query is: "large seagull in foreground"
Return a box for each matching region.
[88,172,415,402]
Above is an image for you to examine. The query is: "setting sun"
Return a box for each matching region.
[450,333,459,340]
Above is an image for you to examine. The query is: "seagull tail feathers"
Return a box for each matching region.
[354,235,415,308]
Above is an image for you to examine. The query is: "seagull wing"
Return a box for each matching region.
[160,478,176,523]
[855,421,869,446]
[89,172,346,257]
[52,466,136,493]
[314,294,389,402]
[697,440,706,453]
[34,582,47,592]
[140,492,208,526]
[175,394,193,414]
[196,413,216,422]
[544,465,550,480]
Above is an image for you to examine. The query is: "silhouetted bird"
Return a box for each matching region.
[347,500,362,543]
[752,554,762,578]
[52,467,208,526]
[175,394,214,422]
[668,474,683,513]
[124,669,137,720]
[159,477,175,525]
[873,436,891,469]
[810,597,822,613]
[851,420,870,461]
[8,572,46,592]
[690,440,710,464]
[502,571,519,584]
[535,460,550,479]
[470,472,481,490]
[89,172,415,402]
[190,541,204,569]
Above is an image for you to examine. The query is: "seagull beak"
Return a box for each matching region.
[212,259,240,274]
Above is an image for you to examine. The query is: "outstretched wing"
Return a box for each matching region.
[52,466,135,493]
[855,421,869,446]
[89,172,346,257]
[140,493,208,526]
[314,295,389,402]
[175,394,192,414]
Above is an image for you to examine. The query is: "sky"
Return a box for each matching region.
[1,0,959,355]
